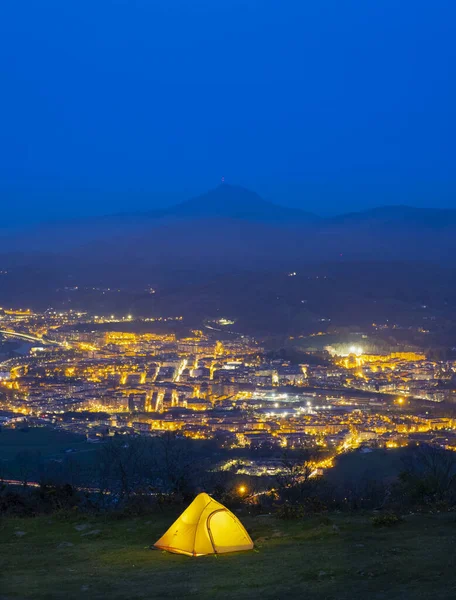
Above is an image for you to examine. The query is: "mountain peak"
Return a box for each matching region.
[166,184,317,222]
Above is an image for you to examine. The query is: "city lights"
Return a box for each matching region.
[0,305,455,476]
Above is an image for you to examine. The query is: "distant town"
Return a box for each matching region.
[1,305,455,482]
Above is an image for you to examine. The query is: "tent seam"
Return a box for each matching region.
[192,498,213,556]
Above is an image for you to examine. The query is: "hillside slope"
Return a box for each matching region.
[1,512,455,599]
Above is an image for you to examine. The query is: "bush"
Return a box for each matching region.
[0,489,35,517]
[371,512,403,527]
[394,445,456,510]
[35,483,80,512]
[275,502,306,520]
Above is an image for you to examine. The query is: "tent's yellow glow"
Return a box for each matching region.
[154,492,254,557]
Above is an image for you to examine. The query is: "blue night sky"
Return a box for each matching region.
[1,0,455,224]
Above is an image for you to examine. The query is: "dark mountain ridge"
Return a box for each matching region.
[13,183,456,228]
[45,184,319,225]
[329,204,456,227]
[1,184,456,266]
[163,184,319,222]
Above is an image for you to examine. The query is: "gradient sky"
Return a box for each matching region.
[1,0,455,224]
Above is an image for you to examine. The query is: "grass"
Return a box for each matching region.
[1,511,456,599]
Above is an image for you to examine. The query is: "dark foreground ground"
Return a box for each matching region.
[1,511,455,599]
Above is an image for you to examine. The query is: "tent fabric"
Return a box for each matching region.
[154,492,254,556]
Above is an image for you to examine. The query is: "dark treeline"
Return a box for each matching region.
[1,434,456,519]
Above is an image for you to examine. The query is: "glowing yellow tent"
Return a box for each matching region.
[154,492,254,556]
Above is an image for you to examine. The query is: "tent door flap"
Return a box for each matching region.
[206,508,226,554]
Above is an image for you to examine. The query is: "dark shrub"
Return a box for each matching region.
[275,502,306,520]
[372,512,403,527]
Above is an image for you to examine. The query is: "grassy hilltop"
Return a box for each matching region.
[1,511,456,600]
